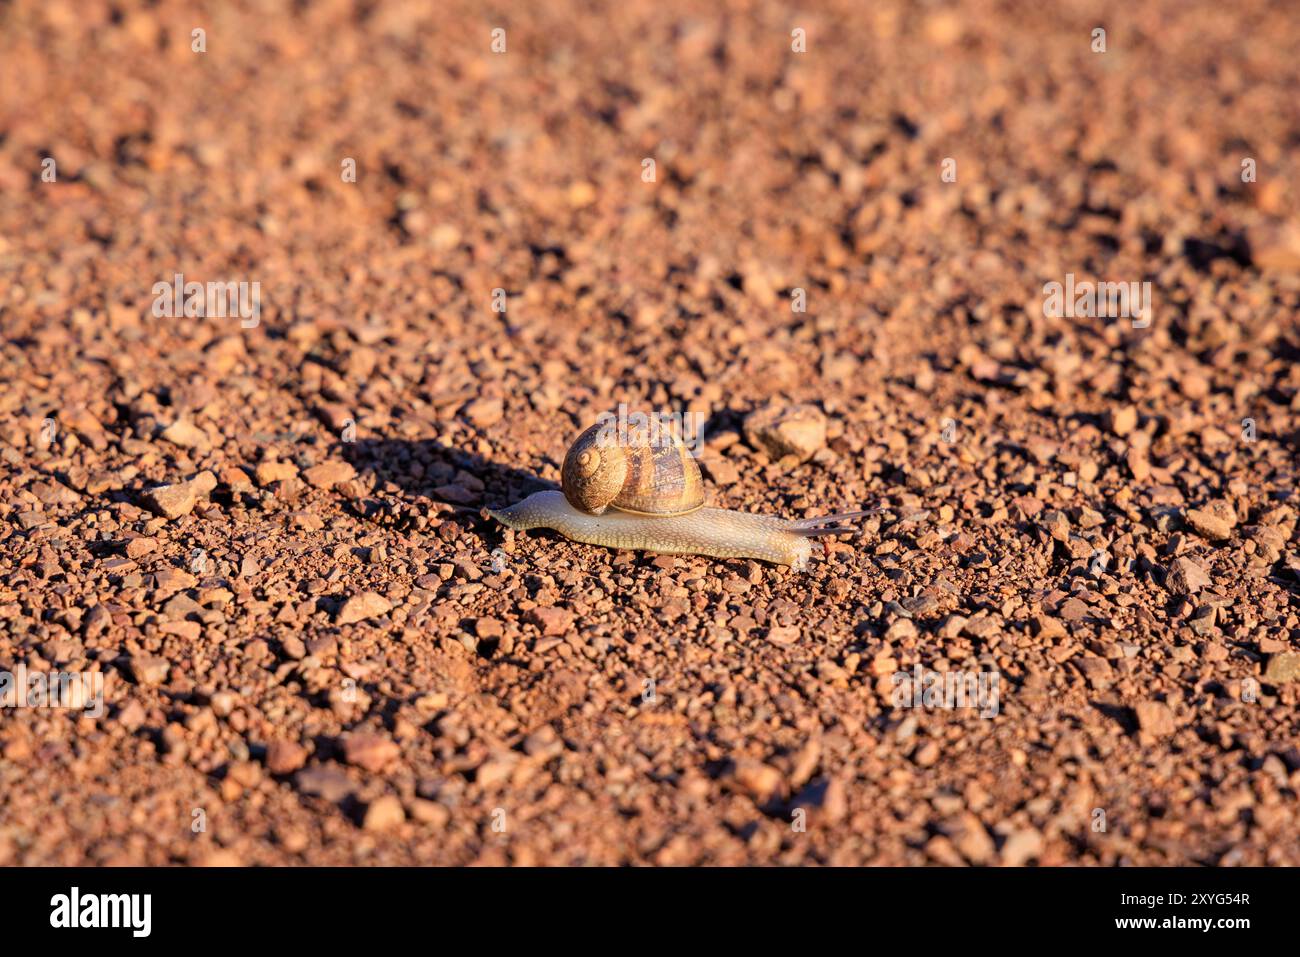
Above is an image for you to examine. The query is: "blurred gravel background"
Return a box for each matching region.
[0,0,1298,864]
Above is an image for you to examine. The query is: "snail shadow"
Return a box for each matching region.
[339,437,555,513]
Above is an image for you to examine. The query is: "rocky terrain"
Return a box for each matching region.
[0,0,1297,865]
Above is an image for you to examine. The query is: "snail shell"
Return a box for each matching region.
[560,420,704,516]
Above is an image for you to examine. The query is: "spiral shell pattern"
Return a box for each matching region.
[561,420,704,516]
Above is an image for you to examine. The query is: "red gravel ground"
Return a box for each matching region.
[1,0,1298,865]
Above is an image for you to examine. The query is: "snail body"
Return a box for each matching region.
[490,418,869,569]
[490,491,865,570]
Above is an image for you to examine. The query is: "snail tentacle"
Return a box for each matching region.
[786,509,881,529]
[784,509,880,537]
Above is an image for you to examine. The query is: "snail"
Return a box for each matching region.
[488,419,871,570]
